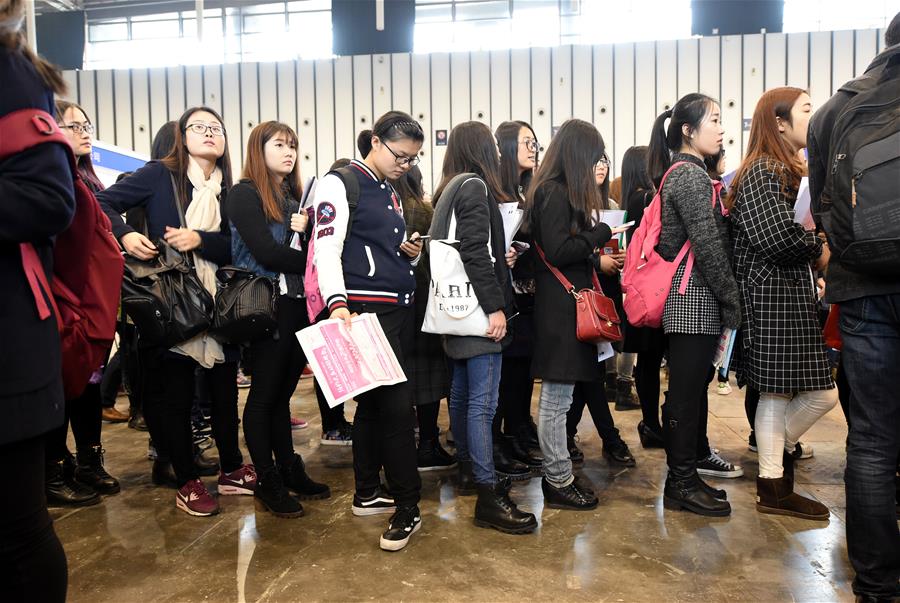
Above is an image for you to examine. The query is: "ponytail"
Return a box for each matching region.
[357,129,373,157]
[646,93,718,188]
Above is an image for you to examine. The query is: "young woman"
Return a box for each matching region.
[430,121,536,535]
[40,100,120,507]
[526,119,615,511]
[0,2,72,595]
[646,93,741,517]
[619,146,667,449]
[313,111,425,551]
[728,87,836,520]
[493,120,542,475]
[565,150,636,468]
[227,121,330,518]
[97,106,255,518]
[390,165,455,472]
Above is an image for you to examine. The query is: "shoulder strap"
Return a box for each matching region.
[327,166,360,239]
[534,242,602,296]
[0,108,76,171]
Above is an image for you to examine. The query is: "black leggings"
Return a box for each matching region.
[496,356,535,436]
[315,381,348,433]
[243,296,307,471]
[416,400,441,443]
[663,334,717,479]
[566,370,621,443]
[143,352,243,486]
[634,340,667,433]
[0,435,67,602]
[45,382,103,463]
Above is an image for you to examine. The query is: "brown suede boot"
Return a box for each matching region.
[756,476,829,520]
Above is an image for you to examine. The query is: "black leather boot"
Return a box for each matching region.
[493,440,531,481]
[637,420,665,449]
[514,420,540,450]
[567,436,585,464]
[417,438,457,472]
[280,454,331,500]
[504,434,542,469]
[602,436,636,467]
[75,445,121,494]
[614,378,641,411]
[541,476,599,510]
[661,398,730,516]
[474,478,537,534]
[194,447,219,476]
[457,459,476,496]
[151,460,179,488]
[698,476,727,500]
[47,458,101,506]
[255,467,304,518]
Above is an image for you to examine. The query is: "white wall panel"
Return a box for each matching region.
[571,45,593,123]
[67,27,880,193]
[333,57,355,162]
[489,50,511,130]
[372,54,392,120]
[530,47,552,146]
[449,52,470,126]
[470,51,491,126]
[61,71,78,102]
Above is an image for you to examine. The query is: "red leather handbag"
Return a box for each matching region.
[535,244,623,344]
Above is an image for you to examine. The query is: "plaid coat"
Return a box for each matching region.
[731,159,834,394]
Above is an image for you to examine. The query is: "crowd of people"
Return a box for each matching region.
[2,0,898,599]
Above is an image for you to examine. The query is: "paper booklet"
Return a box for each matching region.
[712,327,737,379]
[296,313,407,408]
[499,202,524,252]
[290,176,317,252]
[793,177,815,231]
[595,209,628,249]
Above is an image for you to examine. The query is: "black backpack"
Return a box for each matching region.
[820,50,900,275]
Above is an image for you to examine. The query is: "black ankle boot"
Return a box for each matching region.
[493,441,531,481]
[417,438,457,472]
[128,411,148,431]
[504,434,542,469]
[474,479,537,534]
[151,460,179,488]
[255,467,304,518]
[602,437,636,467]
[279,454,330,500]
[194,447,219,476]
[457,460,476,496]
[514,421,540,450]
[47,459,101,506]
[614,378,641,411]
[567,436,584,464]
[637,420,665,449]
[75,445,121,494]
[541,476,599,510]
[699,476,727,500]
[663,473,731,516]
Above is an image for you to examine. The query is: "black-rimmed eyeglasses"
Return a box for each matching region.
[382,140,420,167]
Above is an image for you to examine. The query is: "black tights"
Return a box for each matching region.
[566,370,622,443]
[0,435,67,602]
[417,400,441,443]
[634,341,667,434]
[496,356,535,437]
[45,382,102,463]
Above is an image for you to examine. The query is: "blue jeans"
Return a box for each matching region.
[538,380,576,487]
[449,353,502,485]
[841,294,900,599]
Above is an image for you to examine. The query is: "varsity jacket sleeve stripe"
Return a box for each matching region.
[312,173,350,312]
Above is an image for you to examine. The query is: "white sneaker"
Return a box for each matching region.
[788,441,815,460]
[717,382,732,395]
[697,451,744,478]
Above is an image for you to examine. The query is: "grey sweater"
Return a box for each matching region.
[657,153,741,329]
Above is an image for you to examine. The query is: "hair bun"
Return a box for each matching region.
[665,109,674,118]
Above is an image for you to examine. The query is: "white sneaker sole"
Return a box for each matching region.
[379,520,421,551]
[320,439,353,447]
[218,485,254,496]
[417,462,458,473]
[175,497,219,516]
[697,467,744,479]
[352,504,397,517]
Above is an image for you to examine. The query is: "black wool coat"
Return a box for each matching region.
[530,181,612,383]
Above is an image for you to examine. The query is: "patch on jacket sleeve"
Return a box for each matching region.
[317,202,337,226]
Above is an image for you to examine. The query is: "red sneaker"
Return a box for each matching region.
[300,365,314,379]
[176,479,219,516]
[218,464,257,496]
[290,416,309,430]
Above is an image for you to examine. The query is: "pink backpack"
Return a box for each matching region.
[621,161,724,328]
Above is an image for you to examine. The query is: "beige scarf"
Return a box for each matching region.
[171,156,224,368]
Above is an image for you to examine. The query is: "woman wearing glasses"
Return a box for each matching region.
[312,110,425,551]
[39,101,121,509]
[97,106,255,518]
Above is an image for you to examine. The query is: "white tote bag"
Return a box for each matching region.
[422,178,493,337]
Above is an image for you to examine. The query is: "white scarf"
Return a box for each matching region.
[171,156,225,368]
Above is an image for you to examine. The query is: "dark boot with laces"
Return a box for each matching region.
[47,457,100,506]
[279,453,330,500]
[474,478,537,534]
[75,445,121,495]
[255,466,304,518]
[541,476,598,510]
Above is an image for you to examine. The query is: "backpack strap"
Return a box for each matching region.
[328,166,361,239]
[677,178,725,295]
[0,108,75,170]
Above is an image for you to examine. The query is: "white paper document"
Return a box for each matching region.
[597,341,615,363]
[712,328,737,379]
[296,313,407,408]
[793,177,815,231]
[499,202,524,252]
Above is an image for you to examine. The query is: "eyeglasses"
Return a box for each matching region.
[596,155,610,167]
[519,138,539,152]
[382,140,420,167]
[62,122,94,135]
[185,122,225,137]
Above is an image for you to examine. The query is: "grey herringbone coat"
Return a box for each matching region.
[731,158,834,394]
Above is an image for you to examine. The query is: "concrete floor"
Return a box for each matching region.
[55,376,856,603]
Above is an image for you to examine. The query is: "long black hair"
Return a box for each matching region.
[526,118,605,233]
[392,164,426,207]
[647,92,717,187]
[620,146,654,207]
[357,110,424,158]
[597,151,611,210]
[495,120,538,202]
[433,121,509,206]
[151,121,177,160]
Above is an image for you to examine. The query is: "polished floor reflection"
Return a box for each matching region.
[56,377,855,602]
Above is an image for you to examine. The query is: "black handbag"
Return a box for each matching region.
[121,240,214,347]
[210,266,277,343]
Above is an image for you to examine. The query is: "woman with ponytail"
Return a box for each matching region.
[728,87,835,520]
[646,93,741,517]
